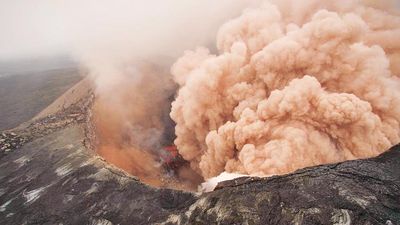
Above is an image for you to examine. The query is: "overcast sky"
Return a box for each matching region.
[0,0,262,62]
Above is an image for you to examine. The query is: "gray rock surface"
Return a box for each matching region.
[0,67,82,131]
[0,94,399,225]
[162,145,400,225]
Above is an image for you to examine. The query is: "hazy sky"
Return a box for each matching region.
[0,0,69,60]
[0,0,261,61]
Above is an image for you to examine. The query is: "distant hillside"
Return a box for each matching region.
[0,64,82,131]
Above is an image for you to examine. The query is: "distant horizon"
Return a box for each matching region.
[0,55,78,77]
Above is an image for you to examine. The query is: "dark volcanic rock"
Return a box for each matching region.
[0,67,82,131]
[0,96,399,224]
[163,146,400,225]
[0,94,91,159]
[0,124,198,225]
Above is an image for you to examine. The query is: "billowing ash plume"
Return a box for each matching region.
[73,0,262,189]
[170,0,400,179]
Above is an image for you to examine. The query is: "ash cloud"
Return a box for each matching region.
[170,0,400,178]
[70,0,261,188]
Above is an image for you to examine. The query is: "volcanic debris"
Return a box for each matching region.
[0,95,93,159]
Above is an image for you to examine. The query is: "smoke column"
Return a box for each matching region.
[170,0,400,179]
[70,0,262,189]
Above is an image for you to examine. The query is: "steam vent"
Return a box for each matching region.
[0,0,400,224]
